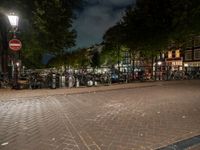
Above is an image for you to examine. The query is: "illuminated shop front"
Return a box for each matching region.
[165,49,183,70]
[184,47,200,70]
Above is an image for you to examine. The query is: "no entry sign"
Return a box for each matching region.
[9,39,22,51]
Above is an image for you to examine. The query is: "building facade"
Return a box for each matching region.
[183,37,200,75]
[165,49,183,71]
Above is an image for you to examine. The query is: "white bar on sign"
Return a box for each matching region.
[10,44,21,46]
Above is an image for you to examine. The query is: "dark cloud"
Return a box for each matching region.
[73,0,135,48]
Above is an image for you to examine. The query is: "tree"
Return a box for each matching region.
[20,29,45,69]
[168,0,200,48]
[33,0,77,55]
[122,0,172,55]
[121,0,200,51]
[103,23,125,69]
[90,51,101,69]
[76,48,90,68]
[47,48,91,69]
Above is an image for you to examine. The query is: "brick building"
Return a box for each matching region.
[165,48,183,71]
[183,37,200,70]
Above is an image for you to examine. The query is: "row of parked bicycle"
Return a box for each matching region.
[27,72,112,89]
[1,69,200,89]
[161,70,200,80]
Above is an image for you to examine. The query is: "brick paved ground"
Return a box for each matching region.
[0,80,200,150]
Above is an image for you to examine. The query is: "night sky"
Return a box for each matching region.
[73,0,135,48]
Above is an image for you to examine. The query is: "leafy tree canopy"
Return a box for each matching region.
[90,51,101,69]
[33,0,77,55]
[103,0,200,59]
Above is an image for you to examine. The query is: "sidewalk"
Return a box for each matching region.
[0,80,180,101]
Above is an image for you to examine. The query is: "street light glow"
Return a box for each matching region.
[7,13,19,27]
[184,63,189,67]
[16,62,20,67]
[158,61,162,66]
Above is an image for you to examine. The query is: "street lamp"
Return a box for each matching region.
[7,13,20,89]
[184,63,189,74]
[8,14,19,24]
[7,13,19,33]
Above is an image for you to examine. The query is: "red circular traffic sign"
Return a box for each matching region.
[9,39,22,51]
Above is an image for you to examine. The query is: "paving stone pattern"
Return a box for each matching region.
[0,81,200,150]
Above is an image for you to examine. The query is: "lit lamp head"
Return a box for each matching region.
[7,13,19,29]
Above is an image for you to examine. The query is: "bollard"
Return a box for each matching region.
[87,80,93,86]
[52,73,56,89]
[76,78,79,88]
[94,81,98,86]
[60,75,65,88]
[68,76,73,88]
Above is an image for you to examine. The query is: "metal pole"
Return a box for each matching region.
[13,61,18,89]
[155,57,157,81]
[117,45,120,72]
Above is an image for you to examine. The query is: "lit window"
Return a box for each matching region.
[175,50,180,58]
[162,53,165,58]
[168,51,172,58]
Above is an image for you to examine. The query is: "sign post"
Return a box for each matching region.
[9,38,22,89]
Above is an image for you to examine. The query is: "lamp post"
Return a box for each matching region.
[7,13,21,89]
[157,61,162,80]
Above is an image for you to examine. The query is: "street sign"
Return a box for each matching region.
[9,39,22,51]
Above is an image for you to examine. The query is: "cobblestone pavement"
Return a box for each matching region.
[0,80,200,150]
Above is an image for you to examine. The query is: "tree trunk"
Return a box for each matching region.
[151,56,154,80]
